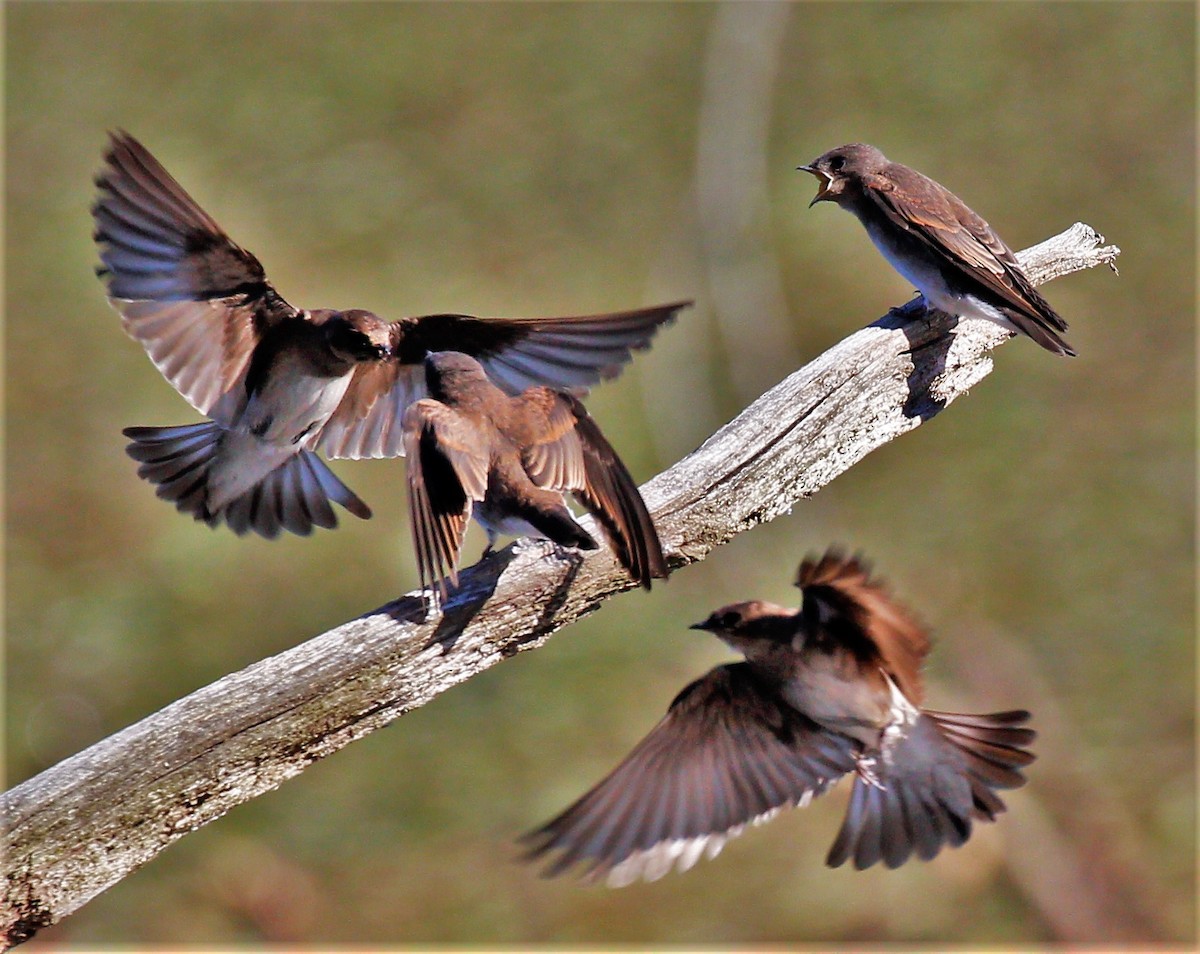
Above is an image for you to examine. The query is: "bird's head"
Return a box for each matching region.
[797,143,886,207]
[326,310,392,362]
[690,600,798,659]
[424,350,492,401]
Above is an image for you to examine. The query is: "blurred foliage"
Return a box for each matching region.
[5,1,1195,946]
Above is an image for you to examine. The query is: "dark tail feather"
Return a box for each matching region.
[826,709,1035,870]
[1000,281,1076,357]
[123,422,370,539]
[1004,308,1077,357]
[124,422,223,527]
[517,491,600,553]
[924,708,1036,820]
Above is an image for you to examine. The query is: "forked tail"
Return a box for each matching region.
[826,708,1035,869]
[124,422,371,539]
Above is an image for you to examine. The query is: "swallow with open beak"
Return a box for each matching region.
[403,351,667,605]
[799,143,1075,357]
[522,549,1035,883]
[95,131,687,538]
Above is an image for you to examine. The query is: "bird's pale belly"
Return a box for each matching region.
[865,223,953,307]
[206,374,351,508]
[781,660,889,749]
[241,373,352,448]
[865,223,1017,330]
[472,503,545,541]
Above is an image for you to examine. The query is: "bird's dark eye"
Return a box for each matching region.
[327,323,382,360]
[719,611,740,628]
[829,155,846,172]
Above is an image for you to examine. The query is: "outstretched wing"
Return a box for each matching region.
[522,663,857,886]
[515,389,666,588]
[317,302,688,460]
[401,400,490,604]
[795,549,930,704]
[93,131,301,424]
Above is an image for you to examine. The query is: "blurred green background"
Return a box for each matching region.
[5,1,1195,945]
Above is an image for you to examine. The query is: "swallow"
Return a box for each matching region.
[522,549,1035,884]
[403,351,667,604]
[799,143,1075,357]
[94,131,687,538]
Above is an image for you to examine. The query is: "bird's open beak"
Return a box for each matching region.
[797,164,832,207]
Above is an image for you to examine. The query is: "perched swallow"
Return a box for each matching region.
[522,550,1035,884]
[403,351,667,603]
[799,143,1075,357]
[94,131,687,538]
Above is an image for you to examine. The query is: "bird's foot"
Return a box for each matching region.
[887,294,927,321]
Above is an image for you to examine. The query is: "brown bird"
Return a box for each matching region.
[94,131,687,537]
[522,550,1035,883]
[403,351,667,604]
[799,143,1075,357]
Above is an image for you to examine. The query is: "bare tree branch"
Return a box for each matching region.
[1,223,1120,947]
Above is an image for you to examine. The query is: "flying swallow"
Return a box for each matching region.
[403,351,667,604]
[522,549,1035,883]
[94,131,687,538]
[799,143,1075,356]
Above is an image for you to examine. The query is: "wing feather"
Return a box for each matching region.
[863,167,1068,334]
[795,549,929,704]
[512,390,666,588]
[522,664,856,885]
[94,132,301,422]
[318,302,687,460]
[401,400,489,604]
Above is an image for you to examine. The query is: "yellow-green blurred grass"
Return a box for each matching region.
[5,1,1194,945]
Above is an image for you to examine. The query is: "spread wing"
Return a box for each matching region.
[317,350,424,460]
[795,549,930,704]
[521,663,857,886]
[862,166,1068,336]
[93,131,302,425]
[401,400,490,604]
[515,389,666,589]
[317,302,688,460]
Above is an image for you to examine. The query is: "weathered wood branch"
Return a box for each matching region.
[1,223,1119,947]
